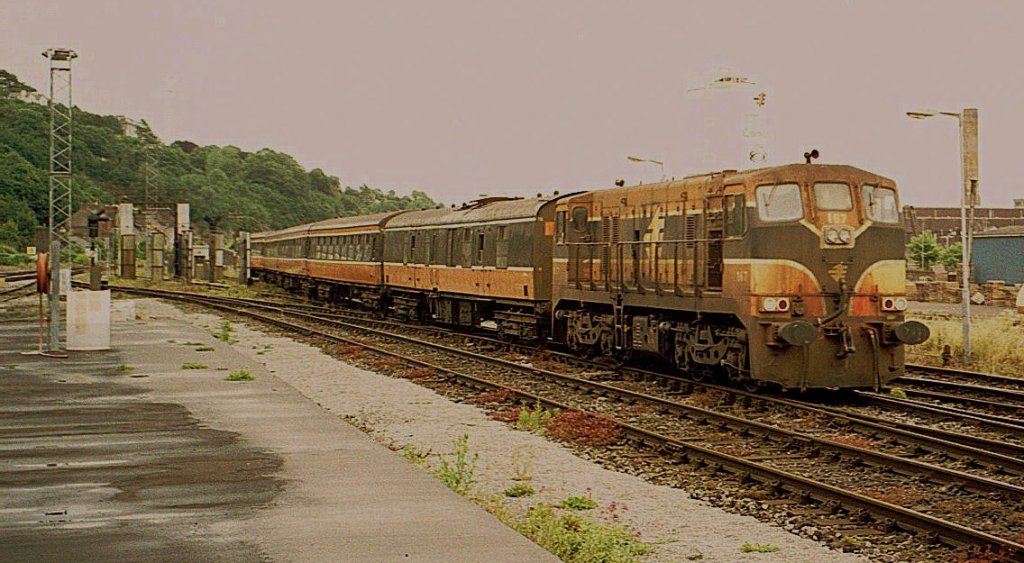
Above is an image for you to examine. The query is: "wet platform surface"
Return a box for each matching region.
[0,307,556,562]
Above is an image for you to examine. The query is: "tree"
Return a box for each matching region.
[939,242,962,270]
[907,231,943,269]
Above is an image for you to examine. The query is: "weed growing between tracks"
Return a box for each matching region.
[546,411,620,446]
[181,362,208,370]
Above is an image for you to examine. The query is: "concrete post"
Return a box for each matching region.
[120,234,136,279]
[210,231,224,283]
[238,231,250,285]
[152,231,165,281]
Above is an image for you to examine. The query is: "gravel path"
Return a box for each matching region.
[137,298,865,563]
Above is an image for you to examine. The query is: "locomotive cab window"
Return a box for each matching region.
[814,182,853,211]
[571,206,588,231]
[724,194,746,237]
[862,185,899,223]
[555,210,567,243]
[755,183,803,222]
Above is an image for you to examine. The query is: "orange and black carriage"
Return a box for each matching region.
[250,212,399,306]
[380,196,566,339]
[552,162,928,390]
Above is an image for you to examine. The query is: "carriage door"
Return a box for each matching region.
[705,196,724,290]
[600,208,620,291]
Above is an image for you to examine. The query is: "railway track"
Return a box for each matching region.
[105,285,1024,560]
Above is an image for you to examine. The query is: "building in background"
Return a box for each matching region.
[902,206,1024,244]
[972,227,1024,284]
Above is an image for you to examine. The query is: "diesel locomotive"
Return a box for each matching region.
[249,161,928,390]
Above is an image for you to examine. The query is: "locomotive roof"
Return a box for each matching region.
[387,196,555,228]
[566,163,896,202]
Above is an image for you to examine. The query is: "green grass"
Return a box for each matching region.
[514,503,653,562]
[503,484,536,498]
[181,362,208,370]
[908,312,1024,377]
[740,542,780,553]
[115,364,135,372]
[212,320,237,344]
[194,346,215,352]
[559,495,598,511]
[514,401,559,434]
[224,370,254,382]
[888,388,908,399]
[182,341,203,346]
[437,434,478,496]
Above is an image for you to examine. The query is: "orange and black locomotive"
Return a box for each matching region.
[250,161,928,390]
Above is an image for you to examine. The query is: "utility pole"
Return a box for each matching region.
[43,47,77,354]
[907,108,979,363]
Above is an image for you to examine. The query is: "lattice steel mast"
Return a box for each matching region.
[42,47,77,353]
[44,48,76,247]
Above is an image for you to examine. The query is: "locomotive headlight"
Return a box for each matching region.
[838,227,853,244]
[760,297,791,313]
[825,227,842,245]
[881,296,909,312]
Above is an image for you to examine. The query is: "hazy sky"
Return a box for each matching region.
[2,1,1021,207]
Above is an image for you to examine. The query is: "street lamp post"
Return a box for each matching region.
[907,108,979,363]
[626,156,666,181]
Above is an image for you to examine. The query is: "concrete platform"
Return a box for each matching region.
[0,313,557,562]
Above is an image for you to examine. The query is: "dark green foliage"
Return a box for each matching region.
[0,69,437,248]
[906,231,961,270]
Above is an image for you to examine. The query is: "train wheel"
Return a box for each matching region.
[566,329,580,353]
[742,379,764,393]
[691,369,712,383]
[598,330,614,357]
[673,342,689,372]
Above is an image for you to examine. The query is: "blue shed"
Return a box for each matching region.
[973,227,1024,284]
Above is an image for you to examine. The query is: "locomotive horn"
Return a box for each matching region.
[804,149,819,164]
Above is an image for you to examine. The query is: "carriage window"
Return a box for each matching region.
[755,183,803,222]
[862,185,899,223]
[814,182,852,211]
[477,232,485,263]
[724,194,747,236]
[571,206,588,231]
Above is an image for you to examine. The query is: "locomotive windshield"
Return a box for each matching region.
[814,182,852,210]
[756,183,802,222]
[862,185,899,223]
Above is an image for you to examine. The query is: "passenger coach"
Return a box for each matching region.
[381,196,567,339]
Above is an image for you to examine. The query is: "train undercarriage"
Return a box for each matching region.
[556,306,757,388]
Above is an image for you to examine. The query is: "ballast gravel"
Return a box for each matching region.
[137,299,865,563]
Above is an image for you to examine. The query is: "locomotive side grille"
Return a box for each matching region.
[685,215,697,248]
